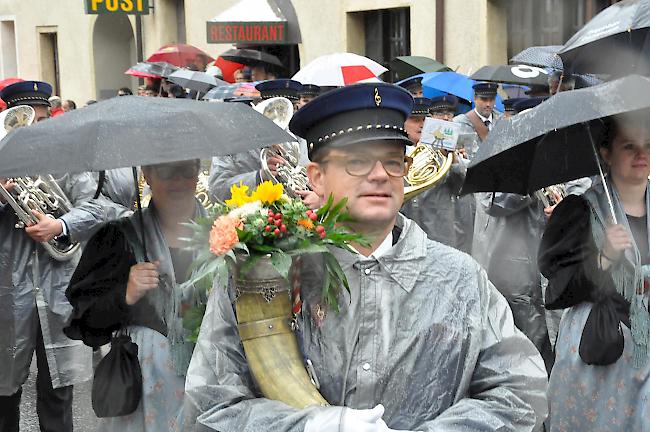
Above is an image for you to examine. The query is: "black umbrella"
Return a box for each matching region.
[389,56,452,81]
[220,48,284,68]
[0,96,292,177]
[167,69,228,94]
[470,64,550,86]
[461,75,650,221]
[509,45,564,69]
[559,0,650,75]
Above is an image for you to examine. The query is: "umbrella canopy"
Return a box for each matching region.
[219,48,283,68]
[203,82,262,100]
[0,96,292,177]
[470,64,550,87]
[214,57,246,83]
[389,56,452,81]
[292,53,386,86]
[168,70,228,93]
[125,61,179,79]
[422,72,504,112]
[461,75,650,196]
[509,45,564,69]
[146,44,214,69]
[559,0,650,75]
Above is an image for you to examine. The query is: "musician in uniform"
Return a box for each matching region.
[453,82,501,150]
[209,79,320,209]
[186,83,548,431]
[401,96,465,250]
[396,76,423,97]
[0,81,103,432]
[297,84,320,110]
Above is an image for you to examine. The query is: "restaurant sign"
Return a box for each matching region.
[207,22,287,44]
[85,0,150,15]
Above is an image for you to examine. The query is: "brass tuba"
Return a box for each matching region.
[403,142,454,200]
[0,106,80,261]
[256,97,311,198]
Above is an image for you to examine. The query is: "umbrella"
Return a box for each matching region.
[421,72,505,112]
[167,69,228,94]
[219,48,283,68]
[292,53,386,86]
[509,45,564,69]
[0,96,292,177]
[214,57,246,83]
[0,78,23,111]
[470,64,550,87]
[558,0,650,75]
[125,61,179,79]
[461,74,650,221]
[203,82,262,100]
[389,56,452,81]
[146,44,214,69]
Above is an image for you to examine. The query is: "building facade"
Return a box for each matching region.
[0,0,617,103]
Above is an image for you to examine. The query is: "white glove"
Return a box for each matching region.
[304,404,386,432]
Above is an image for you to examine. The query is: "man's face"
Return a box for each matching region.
[474,96,495,118]
[409,87,423,98]
[430,110,454,122]
[307,141,406,233]
[297,95,315,110]
[33,105,50,123]
[404,115,426,144]
[251,66,268,82]
[144,89,157,97]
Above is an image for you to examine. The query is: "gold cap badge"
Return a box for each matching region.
[374,87,381,107]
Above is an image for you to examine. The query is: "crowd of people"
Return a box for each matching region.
[0,25,649,432]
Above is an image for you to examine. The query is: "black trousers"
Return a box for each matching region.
[0,325,73,432]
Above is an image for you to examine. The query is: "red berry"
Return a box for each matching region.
[267,217,274,223]
[274,228,281,236]
[264,225,271,232]
[319,232,326,239]
[316,225,325,234]
[274,219,282,226]
[268,210,274,217]
[308,212,318,221]
[280,224,287,233]
[275,213,282,220]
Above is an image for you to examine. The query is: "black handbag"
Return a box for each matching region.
[92,332,143,417]
[91,219,147,418]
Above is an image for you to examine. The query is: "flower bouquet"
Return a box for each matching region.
[181,181,367,341]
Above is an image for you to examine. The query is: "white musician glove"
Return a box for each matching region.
[304,404,386,432]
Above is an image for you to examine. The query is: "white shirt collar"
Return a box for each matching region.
[474,108,493,124]
[351,231,394,261]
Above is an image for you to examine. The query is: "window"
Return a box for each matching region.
[363,8,410,81]
[0,19,17,77]
[38,28,60,95]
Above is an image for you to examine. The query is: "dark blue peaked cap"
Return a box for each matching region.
[289,83,414,159]
[503,97,526,112]
[429,94,458,111]
[0,80,52,108]
[472,81,498,97]
[255,79,301,100]
[513,96,548,114]
[411,97,432,116]
[299,84,321,97]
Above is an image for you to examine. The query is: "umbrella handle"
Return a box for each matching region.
[585,123,617,225]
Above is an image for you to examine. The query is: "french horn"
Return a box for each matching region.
[256,97,311,198]
[404,142,454,200]
[0,106,80,261]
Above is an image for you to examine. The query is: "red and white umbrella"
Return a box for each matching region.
[292,53,387,86]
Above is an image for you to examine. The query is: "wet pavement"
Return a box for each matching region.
[19,356,96,432]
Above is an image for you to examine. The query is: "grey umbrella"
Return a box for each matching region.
[167,69,228,94]
[509,45,564,69]
[129,61,179,78]
[559,0,650,75]
[0,96,292,177]
[461,74,650,222]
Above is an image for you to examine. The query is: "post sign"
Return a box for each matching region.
[207,21,287,44]
[85,0,150,15]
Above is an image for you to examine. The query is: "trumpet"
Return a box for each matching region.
[0,105,80,261]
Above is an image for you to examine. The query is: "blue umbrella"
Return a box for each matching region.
[422,72,504,112]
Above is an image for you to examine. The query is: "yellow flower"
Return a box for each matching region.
[251,181,284,205]
[225,182,252,207]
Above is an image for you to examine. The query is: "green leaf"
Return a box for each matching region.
[316,194,334,218]
[270,250,292,279]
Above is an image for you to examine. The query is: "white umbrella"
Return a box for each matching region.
[292,52,387,86]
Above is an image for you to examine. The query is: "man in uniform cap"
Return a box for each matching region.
[0,81,110,432]
[404,97,431,143]
[453,82,501,146]
[428,94,458,121]
[502,97,524,118]
[297,84,320,110]
[396,76,423,97]
[187,83,547,432]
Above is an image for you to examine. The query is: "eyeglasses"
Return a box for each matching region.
[320,155,413,177]
[153,164,200,180]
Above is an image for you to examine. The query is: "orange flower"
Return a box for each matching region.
[297,218,314,230]
[209,215,243,256]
